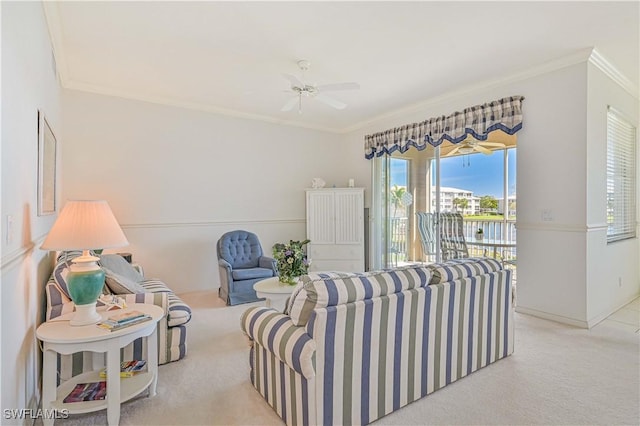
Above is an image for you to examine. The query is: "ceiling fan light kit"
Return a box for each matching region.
[444,135,506,157]
[281,59,360,114]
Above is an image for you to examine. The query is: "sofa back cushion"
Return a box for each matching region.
[287,266,431,326]
[428,257,502,284]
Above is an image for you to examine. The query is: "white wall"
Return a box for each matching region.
[62,90,368,293]
[1,1,61,421]
[585,63,639,326]
[343,57,640,327]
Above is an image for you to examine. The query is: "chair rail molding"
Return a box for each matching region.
[516,222,608,233]
[120,218,305,230]
[1,234,47,271]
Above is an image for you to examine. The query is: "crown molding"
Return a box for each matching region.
[588,48,639,100]
[342,48,597,134]
[41,3,638,135]
[65,80,343,134]
[41,1,69,87]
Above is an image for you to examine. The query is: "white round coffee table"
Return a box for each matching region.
[254,277,296,311]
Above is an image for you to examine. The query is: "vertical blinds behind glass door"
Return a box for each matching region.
[606,107,637,243]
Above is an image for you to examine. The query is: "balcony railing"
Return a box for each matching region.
[389,216,517,263]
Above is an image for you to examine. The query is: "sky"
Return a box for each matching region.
[390,149,517,198]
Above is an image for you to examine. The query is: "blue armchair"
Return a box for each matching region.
[217,230,277,306]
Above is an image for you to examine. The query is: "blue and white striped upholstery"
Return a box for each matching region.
[241,307,316,379]
[427,257,502,284]
[44,254,191,382]
[287,266,431,327]
[242,259,514,426]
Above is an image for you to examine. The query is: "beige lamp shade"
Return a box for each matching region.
[41,200,129,250]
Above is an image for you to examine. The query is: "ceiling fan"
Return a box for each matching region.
[281,60,360,114]
[444,136,506,157]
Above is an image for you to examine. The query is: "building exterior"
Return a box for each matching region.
[497,195,517,216]
[431,186,480,215]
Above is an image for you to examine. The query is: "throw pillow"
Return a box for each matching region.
[104,268,146,294]
[99,254,143,282]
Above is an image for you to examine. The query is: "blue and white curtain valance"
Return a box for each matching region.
[364,95,524,159]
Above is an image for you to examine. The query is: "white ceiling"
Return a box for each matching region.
[45,1,639,133]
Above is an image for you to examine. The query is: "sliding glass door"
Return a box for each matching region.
[371,131,517,268]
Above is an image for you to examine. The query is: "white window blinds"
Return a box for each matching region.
[606,107,637,243]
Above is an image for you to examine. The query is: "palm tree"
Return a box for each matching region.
[390,185,406,217]
[452,197,469,213]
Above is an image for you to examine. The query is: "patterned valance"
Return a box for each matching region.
[364,96,524,159]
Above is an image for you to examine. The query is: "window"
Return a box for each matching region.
[372,134,516,266]
[606,107,637,243]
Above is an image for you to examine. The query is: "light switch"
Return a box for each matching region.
[6,215,14,244]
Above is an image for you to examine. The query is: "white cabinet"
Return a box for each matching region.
[306,188,364,272]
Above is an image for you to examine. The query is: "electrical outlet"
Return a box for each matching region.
[618,277,622,287]
[541,209,553,222]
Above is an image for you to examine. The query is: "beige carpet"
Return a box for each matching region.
[48,292,639,426]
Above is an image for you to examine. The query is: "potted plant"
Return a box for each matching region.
[272,239,311,285]
[475,228,484,240]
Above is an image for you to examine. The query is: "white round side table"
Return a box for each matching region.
[36,303,164,425]
[254,277,296,311]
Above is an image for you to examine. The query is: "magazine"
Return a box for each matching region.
[63,381,107,403]
[99,360,147,378]
[97,315,151,332]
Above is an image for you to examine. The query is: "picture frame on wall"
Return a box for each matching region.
[38,110,57,216]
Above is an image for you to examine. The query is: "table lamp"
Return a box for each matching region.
[41,200,129,326]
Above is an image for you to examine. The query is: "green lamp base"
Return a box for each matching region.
[67,255,105,326]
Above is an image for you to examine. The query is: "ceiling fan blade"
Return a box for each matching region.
[444,145,462,157]
[316,82,360,92]
[315,93,347,109]
[282,73,304,88]
[475,145,492,155]
[281,96,299,112]
[478,141,506,148]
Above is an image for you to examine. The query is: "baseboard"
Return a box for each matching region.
[586,293,640,329]
[515,306,589,329]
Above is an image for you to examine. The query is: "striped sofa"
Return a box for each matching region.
[241,257,514,426]
[45,252,191,382]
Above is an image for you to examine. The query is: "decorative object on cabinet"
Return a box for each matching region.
[306,188,364,272]
[41,200,129,326]
[311,177,326,189]
[272,239,311,285]
[37,110,57,215]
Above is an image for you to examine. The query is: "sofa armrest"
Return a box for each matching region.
[138,279,192,327]
[258,256,276,272]
[45,280,74,321]
[218,258,232,278]
[120,291,169,313]
[240,307,316,379]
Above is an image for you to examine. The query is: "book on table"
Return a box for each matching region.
[63,381,107,403]
[99,360,147,378]
[97,310,152,331]
[108,309,147,323]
